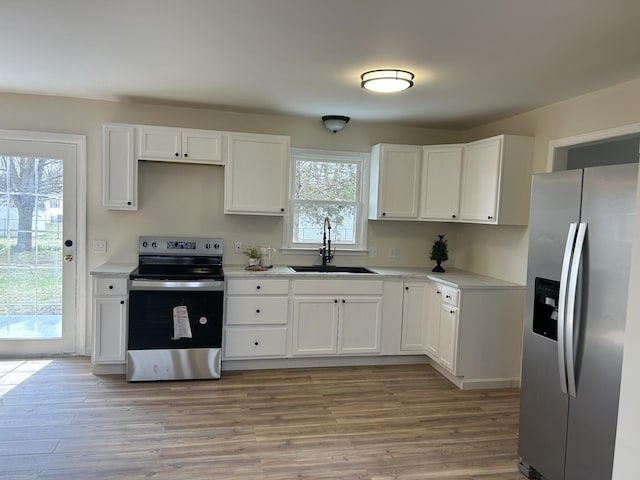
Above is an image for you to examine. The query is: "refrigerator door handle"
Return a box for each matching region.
[566,221,587,398]
[558,222,578,394]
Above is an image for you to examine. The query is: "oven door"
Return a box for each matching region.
[127,281,223,381]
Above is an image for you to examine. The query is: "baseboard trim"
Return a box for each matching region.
[429,361,520,390]
[222,355,429,371]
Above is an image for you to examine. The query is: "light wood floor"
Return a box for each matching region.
[0,358,524,480]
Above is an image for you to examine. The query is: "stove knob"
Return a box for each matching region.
[142,241,148,247]
[214,243,220,250]
[205,243,211,249]
[151,242,157,248]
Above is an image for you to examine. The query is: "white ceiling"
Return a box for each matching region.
[3,0,640,129]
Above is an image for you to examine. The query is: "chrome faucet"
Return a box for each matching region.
[320,216,335,266]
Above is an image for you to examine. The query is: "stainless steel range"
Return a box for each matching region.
[127,236,224,382]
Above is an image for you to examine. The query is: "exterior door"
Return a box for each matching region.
[0,136,80,355]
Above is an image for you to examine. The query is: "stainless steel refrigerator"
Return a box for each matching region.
[518,162,638,480]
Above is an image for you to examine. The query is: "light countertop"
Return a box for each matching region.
[223,265,524,290]
[90,262,137,275]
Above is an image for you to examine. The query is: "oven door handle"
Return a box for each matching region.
[129,280,224,291]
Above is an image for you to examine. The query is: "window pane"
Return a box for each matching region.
[295,160,357,202]
[293,202,356,244]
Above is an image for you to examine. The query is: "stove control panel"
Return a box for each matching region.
[138,236,224,256]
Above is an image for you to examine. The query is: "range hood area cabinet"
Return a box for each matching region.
[137,126,223,164]
[368,134,533,225]
[101,123,290,215]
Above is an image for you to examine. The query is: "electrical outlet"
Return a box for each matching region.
[368,246,378,258]
[234,242,243,253]
[389,246,397,258]
[92,239,107,253]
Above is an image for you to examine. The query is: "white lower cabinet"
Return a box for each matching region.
[424,283,459,373]
[224,278,289,359]
[400,282,429,351]
[424,282,525,388]
[92,274,128,365]
[292,280,383,356]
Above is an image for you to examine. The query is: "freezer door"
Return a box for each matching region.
[518,169,582,480]
[564,163,638,480]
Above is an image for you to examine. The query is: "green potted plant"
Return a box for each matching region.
[243,246,261,266]
[430,234,448,272]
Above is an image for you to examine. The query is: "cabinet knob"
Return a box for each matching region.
[256,309,260,314]
[487,215,493,220]
[120,300,125,305]
[127,201,132,205]
[334,299,338,303]
[450,310,455,314]
[175,152,180,157]
[183,153,188,158]
[280,208,285,212]
[452,214,456,218]
[342,299,346,303]
[254,341,259,346]
[256,285,261,290]
[382,212,386,216]
[446,295,451,299]
[405,286,409,290]
[109,285,114,289]
[437,291,441,295]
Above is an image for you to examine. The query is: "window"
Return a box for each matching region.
[286,148,368,251]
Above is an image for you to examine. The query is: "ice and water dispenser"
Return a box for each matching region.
[533,277,560,340]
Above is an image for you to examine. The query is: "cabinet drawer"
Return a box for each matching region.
[223,327,287,358]
[227,278,289,295]
[226,297,288,325]
[294,279,383,295]
[94,277,128,296]
[440,285,459,307]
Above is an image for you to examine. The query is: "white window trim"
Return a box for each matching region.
[283,148,369,254]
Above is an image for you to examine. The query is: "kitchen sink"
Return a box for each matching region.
[289,265,377,274]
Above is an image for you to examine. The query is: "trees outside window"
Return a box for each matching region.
[287,149,368,250]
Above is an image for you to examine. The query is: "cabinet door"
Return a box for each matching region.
[459,137,502,223]
[102,124,137,210]
[425,283,442,357]
[224,133,289,215]
[401,282,428,351]
[137,127,182,161]
[370,144,421,219]
[438,304,459,373]
[420,146,462,221]
[338,297,382,354]
[93,297,127,363]
[292,297,338,355]
[182,130,223,164]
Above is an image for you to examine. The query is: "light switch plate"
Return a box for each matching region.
[92,239,107,253]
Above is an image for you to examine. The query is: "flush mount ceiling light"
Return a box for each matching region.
[322,115,350,133]
[360,69,414,93]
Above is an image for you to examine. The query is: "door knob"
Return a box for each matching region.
[64,255,73,262]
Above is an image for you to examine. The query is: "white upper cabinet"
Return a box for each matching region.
[224,132,290,215]
[369,144,421,220]
[419,145,463,221]
[459,135,533,225]
[137,126,223,164]
[102,124,137,210]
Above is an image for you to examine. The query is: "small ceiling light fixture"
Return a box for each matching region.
[322,115,350,133]
[360,69,414,93]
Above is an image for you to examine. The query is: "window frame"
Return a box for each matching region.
[284,148,369,253]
